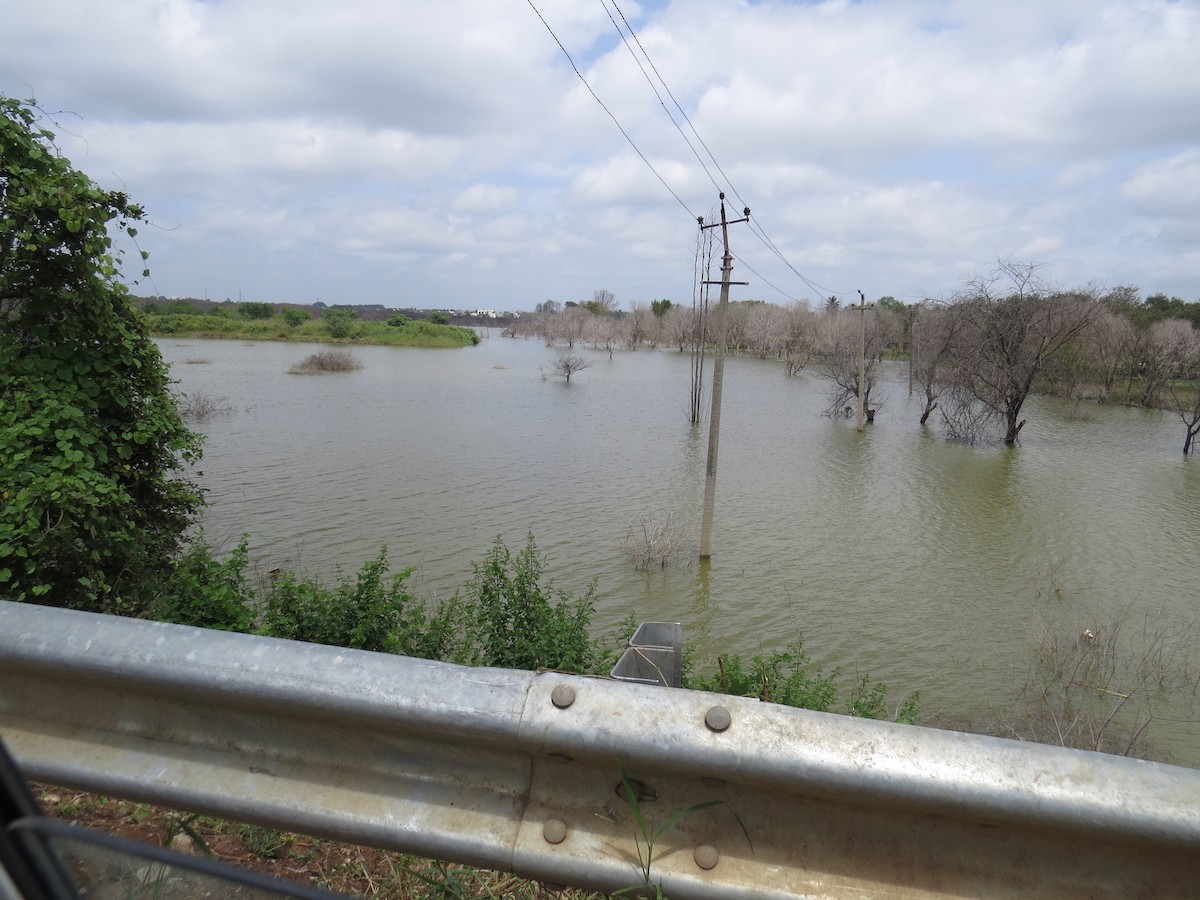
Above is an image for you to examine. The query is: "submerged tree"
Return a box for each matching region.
[0,95,203,612]
[938,261,1098,445]
[548,353,591,383]
[1164,325,1200,454]
[816,307,884,420]
[911,303,962,426]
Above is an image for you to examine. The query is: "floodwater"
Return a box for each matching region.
[157,334,1200,765]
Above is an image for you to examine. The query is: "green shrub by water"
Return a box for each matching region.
[148,533,919,722]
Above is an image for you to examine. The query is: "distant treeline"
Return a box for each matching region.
[138,296,515,328]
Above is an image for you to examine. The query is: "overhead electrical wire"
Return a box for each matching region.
[599,0,724,198]
[527,0,857,301]
[602,0,859,301]
[522,0,698,221]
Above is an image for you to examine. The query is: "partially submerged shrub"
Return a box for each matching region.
[622,512,693,571]
[173,389,234,420]
[287,350,363,374]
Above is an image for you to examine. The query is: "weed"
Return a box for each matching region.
[611,758,751,899]
[237,824,290,859]
[165,812,215,858]
[1006,602,1200,758]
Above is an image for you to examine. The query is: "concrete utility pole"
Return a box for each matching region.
[698,193,750,561]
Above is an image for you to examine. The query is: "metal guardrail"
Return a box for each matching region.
[2,600,1199,898]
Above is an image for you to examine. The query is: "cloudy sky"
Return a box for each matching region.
[3,0,1198,311]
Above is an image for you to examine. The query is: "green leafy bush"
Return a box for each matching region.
[386,314,411,327]
[0,95,203,613]
[256,548,448,657]
[322,307,357,339]
[689,639,920,723]
[148,537,254,632]
[282,307,309,327]
[448,533,597,673]
[237,301,274,320]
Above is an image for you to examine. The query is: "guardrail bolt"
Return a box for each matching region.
[551,684,576,709]
[694,844,720,870]
[704,706,731,733]
[543,818,568,844]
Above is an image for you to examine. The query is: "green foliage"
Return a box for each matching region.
[448,533,597,673]
[141,310,480,348]
[142,298,200,316]
[650,298,673,317]
[257,548,450,657]
[426,310,451,326]
[322,307,357,338]
[237,301,274,320]
[689,639,920,723]
[387,313,411,327]
[282,307,309,327]
[0,95,204,612]
[148,536,254,632]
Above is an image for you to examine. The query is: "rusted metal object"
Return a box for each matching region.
[2,600,1199,898]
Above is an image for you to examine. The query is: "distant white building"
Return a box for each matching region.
[474,309,500,318]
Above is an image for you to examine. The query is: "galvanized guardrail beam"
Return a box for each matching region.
[2,600,1199,898]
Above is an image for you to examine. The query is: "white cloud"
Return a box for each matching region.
[3,0,1198,307]
[1122,149,1200,218]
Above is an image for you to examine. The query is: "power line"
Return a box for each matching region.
[599,0,724,197]
[529,0,857,304]
[599,0,857,302]
[523,0,698,221]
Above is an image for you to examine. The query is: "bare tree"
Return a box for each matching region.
[912,303,963,425]
[548,353,591,383]
[1164,324,1200,454]
[588,289,619,316]
[663,304,697,353]
[744,302,787,359]
[1136,319,1194,408]
[545,305,589,349]
[816,308,884,419]
[626,302,651,349]
[1086,309,1137,402]
[783,302,817,375]
[585,312,621,359]
[939,262,1098,445]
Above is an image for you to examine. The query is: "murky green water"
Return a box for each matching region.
[159,335,1200,764]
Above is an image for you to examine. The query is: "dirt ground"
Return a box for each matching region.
[34,784,603,899]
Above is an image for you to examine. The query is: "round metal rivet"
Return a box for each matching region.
[705,706,731,733]
[551,684,576,709]
[543,818,567,844]
[694,844,720,870]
